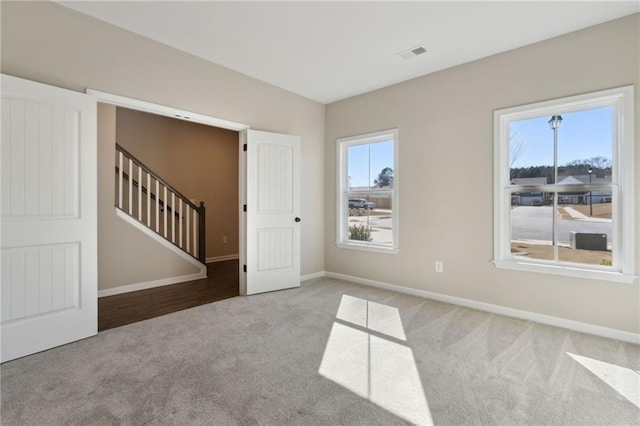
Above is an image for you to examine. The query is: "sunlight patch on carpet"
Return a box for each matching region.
[336,294,407,341]
[568,352,640,408]
[320,295,433,425]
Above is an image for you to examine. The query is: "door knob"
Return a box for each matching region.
[295,217,301,222]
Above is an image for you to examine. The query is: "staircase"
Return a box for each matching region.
[114,144,206,264]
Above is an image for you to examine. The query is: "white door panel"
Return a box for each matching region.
[1,74,97,362]
[245,130,300,295]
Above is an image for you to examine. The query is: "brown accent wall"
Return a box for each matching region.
[116,107,239,260]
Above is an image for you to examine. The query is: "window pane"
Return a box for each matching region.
[347,193,373,244]
[509,117,553,183]
[510,191,554,261]
[368,193,393,246]
[347,144,370,190]
[557,107,612,185]
[509,107,613,185]
[346,192,393,246]
[557,192,612,267]
[370,140,394,188]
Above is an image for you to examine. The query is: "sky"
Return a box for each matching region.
[509,106,612,168]
[347,140,393,188]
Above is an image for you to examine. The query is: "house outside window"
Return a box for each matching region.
[493,86,636,283]
[337,129,398,253]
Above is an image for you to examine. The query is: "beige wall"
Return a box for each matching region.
[1,1,325,279]
[116,107,239,260]
[325,15,640,333]
[98,104,201,290]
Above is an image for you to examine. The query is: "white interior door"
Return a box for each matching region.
[244,129,300,295]
[1,74,97,362]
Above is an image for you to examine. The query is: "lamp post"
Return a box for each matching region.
[587,166,593,216]
[548,115,562,247]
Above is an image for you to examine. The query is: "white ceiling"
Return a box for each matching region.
[59,1,639,104]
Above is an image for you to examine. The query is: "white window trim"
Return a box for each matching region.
[493,86,636,284]
[336,129,399,254]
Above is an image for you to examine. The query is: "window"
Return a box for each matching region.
[337,129,398,253]
[493,86,636,283]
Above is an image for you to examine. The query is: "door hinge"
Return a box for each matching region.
[243,143,247,152]
[243,264,247,273]
[243,204,247,212]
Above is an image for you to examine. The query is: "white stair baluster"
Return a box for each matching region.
[147,173,151,227]
[128,158,133,215]
[193,209,197,257]
[118,151,123,209]
[186,204,190,253]
[163,185,168,238]
[138,166,142,221]
[172,193,176,243]
[155,179,159,232]
[179,198,183,248]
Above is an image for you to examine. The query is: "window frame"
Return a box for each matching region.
[493,86,636,284]
[336,129,399,254]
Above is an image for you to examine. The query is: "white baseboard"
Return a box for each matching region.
[324,271,640,345]
[98,271,207,298]
[206,254,239,263]
[301,271,326,281]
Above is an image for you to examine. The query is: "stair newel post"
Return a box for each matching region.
[198,201,206,264]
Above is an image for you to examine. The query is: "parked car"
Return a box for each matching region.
[348,198,375,210]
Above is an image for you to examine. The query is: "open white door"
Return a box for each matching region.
[243,129,301,295]
[1,74,97,362]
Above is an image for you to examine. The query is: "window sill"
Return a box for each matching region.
[493,259,637,284]
[336,242,399,255]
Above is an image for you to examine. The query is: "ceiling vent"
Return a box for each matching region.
[397,45,427,60]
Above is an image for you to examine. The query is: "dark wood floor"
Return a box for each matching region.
[98,260,239,331]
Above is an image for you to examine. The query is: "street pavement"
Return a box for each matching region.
[511,206,612,244]
[348,206,612,247]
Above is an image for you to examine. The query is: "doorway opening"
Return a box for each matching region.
[92,90,247,330]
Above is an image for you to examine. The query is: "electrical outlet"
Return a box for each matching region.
[435,261,444,273]
[222,236,228,244]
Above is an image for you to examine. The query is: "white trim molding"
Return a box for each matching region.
[98,271,207,298]
[324,271,640,344]
[493,259,637,284]
[87,89,248,132]
[206,254,239,263]
[301,271,326,281]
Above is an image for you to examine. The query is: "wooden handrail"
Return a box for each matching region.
[116,143,199,211]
